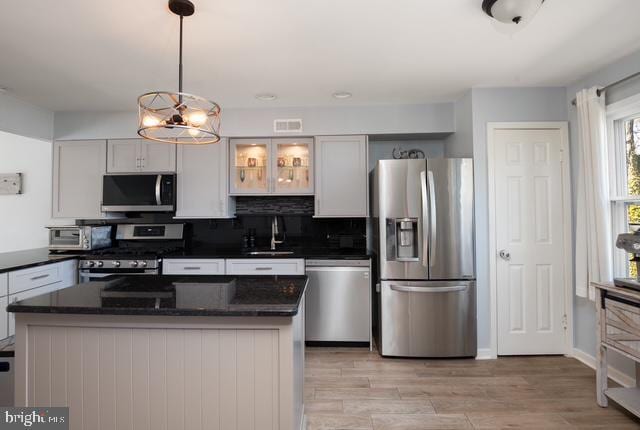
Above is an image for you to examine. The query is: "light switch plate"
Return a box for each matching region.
[0,173,22,195]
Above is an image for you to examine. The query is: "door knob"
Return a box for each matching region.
[499,249,511,260]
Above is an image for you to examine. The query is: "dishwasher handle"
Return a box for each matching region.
[305,266,369,272]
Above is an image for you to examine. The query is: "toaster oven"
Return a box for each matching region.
[47,225,112,251]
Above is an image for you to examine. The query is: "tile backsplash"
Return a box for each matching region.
[235,196,315,215]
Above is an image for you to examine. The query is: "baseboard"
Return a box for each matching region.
[571,348,635,388]
[300,405,306,430]
[475,348,495,360]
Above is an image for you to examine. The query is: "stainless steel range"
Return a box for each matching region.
[78,223,185,283]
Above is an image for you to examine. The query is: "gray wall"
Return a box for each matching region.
[470,87,569,350]
[445,91,473,158]
[368,140,445,171]
[566,49,640,375]
[0,94,54,140]
[54,103,455,140]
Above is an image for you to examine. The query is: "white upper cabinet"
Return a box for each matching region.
[314,135,368,218]
[229,138,314,195]
[272,138,314,195]
[175,138,234,218]
[106,139,139,172]
[52,140,107,219]
[141,140,177,172]
[229,138,271,194]
[107,139,176,173]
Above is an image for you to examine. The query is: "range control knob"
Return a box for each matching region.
[112,261,120,267]
[96,261,104,267]
[130,261,139,267]
[140,261,148,268]
[87,261,95,268]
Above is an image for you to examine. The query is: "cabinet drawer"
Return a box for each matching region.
[604,297,640,360]
[163,259,225,275]
[8,264,63,295]
[225,259,305,275]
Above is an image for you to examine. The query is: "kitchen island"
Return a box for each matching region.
[8,275,307,430]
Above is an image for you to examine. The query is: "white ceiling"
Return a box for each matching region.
[1,0,640,112]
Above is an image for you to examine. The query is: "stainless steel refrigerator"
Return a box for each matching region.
[372,159,476,357]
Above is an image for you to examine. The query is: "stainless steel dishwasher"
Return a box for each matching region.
[305,259,371,349]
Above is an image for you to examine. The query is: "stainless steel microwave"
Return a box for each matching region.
[101,174,176,212]
[47,225,112,251]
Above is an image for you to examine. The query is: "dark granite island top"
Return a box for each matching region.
[7,275,307,317]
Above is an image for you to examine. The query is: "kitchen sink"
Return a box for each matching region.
[246,250,295,256]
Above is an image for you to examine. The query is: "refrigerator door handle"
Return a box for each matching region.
[420,170,429,267]
[427,170,437,268]
[390,284,467,293]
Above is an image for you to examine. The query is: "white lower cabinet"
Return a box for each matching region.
[8,264,63,295]
[7,260,77,337]
[225,259,305,275]
[163,259,226,275]
[175,138,234,218]
[0,296,7,340]
[0,274,8,339]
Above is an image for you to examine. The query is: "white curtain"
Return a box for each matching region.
[575,87,613,300]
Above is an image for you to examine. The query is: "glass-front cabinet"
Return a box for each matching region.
[273,138,313,194]
[230,138,270,194]
[229,138,313,195]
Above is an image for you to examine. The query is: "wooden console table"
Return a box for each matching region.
[593,281,640,417]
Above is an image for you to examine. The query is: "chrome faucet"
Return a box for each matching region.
[271,216,285,250]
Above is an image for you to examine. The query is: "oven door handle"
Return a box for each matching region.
[80,272,155,279]
[79,273,111,280]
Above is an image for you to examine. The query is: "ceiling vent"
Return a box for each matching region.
[274,119,303,133]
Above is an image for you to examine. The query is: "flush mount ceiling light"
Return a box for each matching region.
[255,93,278,101]
[137,0,221,144]
[482,0,545,25]
[332,91,352,99]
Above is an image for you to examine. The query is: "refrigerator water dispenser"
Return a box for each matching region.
[386,218,419,261]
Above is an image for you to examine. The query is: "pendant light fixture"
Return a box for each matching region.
[137,0,221,144]
[482,0,545,25]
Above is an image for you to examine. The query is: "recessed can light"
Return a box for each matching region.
[332,91,352,99]
[256,93,277,101]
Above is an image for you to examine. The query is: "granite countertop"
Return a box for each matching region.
[166,246,372,260]
[0,245,370,275]
[0,248,79,274]
[7,275,307,317]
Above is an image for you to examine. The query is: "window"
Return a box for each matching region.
[608,95,640,277]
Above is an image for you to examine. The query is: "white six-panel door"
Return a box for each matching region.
[493,128,568,355]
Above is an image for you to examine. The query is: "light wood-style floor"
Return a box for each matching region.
[304,347,640,430]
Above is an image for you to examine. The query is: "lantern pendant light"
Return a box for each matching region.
[137,0,221,144]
